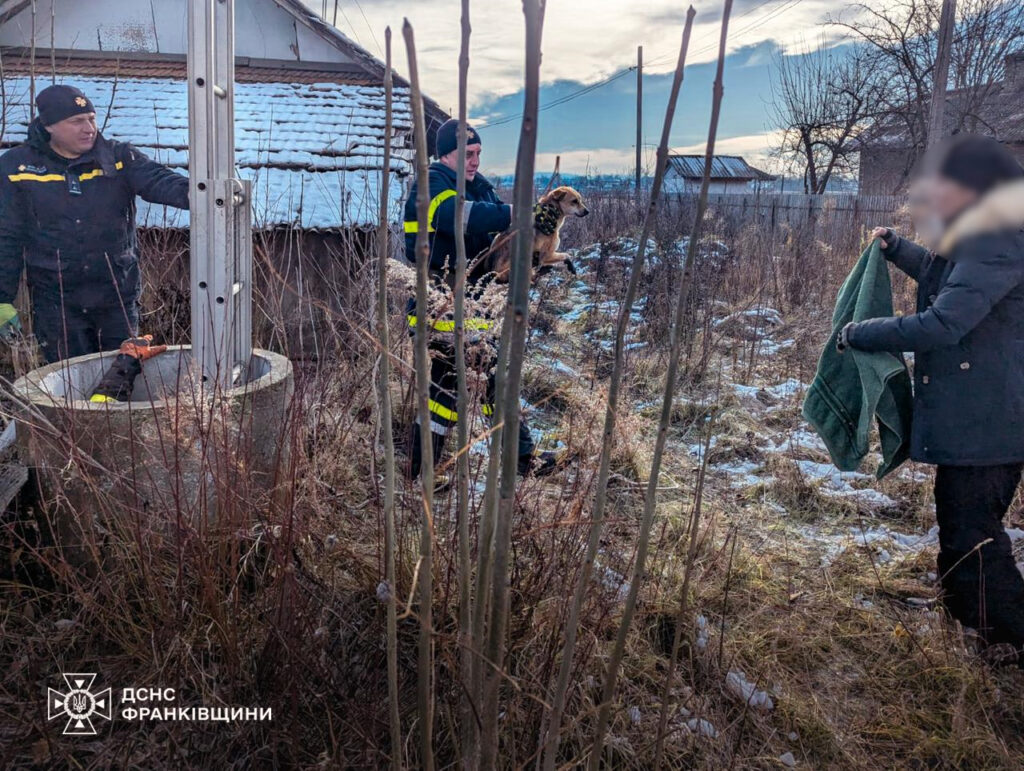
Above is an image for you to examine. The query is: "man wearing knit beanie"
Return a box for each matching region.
[841,134,1024,663]
[401,118,561,488]
[0,84,189,361]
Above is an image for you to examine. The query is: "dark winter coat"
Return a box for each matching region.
[0,119,189,309]
[403,161,512,276]
[847,179,1024,466]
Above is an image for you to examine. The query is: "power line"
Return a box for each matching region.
[350,0,384,57]
[475,0,806,130]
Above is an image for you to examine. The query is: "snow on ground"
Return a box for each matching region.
[531,242,1024,582]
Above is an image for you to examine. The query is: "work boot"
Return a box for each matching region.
[518,448,566,477]
[410,423,447,481]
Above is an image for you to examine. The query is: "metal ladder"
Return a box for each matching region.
[186,0,253,389]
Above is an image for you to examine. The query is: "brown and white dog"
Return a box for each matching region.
[469,186,589,284]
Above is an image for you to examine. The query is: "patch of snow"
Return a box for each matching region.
[820,486,899,512]
[758,338,796,355]
[897,466,931,484]
[685,718,719,739]
[713,307,784,329]
[793,460,870,491]
[780,751,797,768]
[725,670,774,711]
[593,558,631,603]
[775,429,829,454]
[695,615,710,650]
[765,379,807,400]
[714,460,766,489]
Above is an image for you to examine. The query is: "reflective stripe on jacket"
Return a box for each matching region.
[402,161,511,275]
[0,119,189,303]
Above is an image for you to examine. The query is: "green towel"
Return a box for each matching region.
[802,241,913,479]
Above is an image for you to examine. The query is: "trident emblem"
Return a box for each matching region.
[47,673,112,735]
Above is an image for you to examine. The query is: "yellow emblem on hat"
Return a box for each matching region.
[18,165,25,171]
[74,96,87,107]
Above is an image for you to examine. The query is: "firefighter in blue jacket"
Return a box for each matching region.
[0,84,189,362]
[404,118,560,483]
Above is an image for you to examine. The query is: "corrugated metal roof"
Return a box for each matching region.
[666,154,775,181]
[0,74,414,228]
[0,55,380,85]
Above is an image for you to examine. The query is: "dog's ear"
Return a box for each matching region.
[547,187,567,201]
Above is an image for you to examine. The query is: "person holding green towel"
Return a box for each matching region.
[839,135,1024,662]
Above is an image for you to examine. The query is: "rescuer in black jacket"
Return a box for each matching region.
[403,119,563,486]
[0,84,189,362]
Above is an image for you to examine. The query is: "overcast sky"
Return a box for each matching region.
[303,0,870,175]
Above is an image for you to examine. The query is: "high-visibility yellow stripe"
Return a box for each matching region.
[481,404,495,417]
[8,172,64,182]
[115,161,124,169]
[428,189,457,228]
[89,394,118,403]
[407,315,491,332]
[404,189,458,235]
[429,399,457,422]
[79,169,104,181]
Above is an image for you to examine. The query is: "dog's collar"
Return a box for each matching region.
[533,201,560,236]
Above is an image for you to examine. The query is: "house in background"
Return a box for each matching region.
[0,0,448,352]
[663,154,776,195]
[858,52,1024,195]
[0,0,448,229]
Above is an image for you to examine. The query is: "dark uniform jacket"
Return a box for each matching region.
[848,179,1024,466]
[0,119,189,309]
[403,161,511,275]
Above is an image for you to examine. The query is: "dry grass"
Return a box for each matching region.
[1,193,1023,769]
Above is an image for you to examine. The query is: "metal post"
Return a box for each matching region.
[187,0,253,389]
[635,45,643,193]
[927,0,957,150]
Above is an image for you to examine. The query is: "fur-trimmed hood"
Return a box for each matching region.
[939,178,1024,255]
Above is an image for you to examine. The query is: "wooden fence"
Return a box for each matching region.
[697,192,909,228]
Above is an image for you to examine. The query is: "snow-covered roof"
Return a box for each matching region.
[666,155,775,182]
[0,74,416,229]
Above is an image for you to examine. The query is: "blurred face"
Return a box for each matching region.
[928,175,980,224]
[440,143,482,181]
[46,112,97,158]
[907,177,943,249]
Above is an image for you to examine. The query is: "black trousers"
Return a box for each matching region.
[29,272,140,364]
[32,301,138,364]
[421,339,535,459]
[935,463,1024,649]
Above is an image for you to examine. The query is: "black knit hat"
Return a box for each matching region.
[932,134,1023,195]
[36,84,95,127]
[435,119,481,158]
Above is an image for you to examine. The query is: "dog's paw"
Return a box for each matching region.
[563,258,577,275]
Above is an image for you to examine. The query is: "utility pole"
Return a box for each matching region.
[635,45,643,193]
[927,0,957,150]
[187,0,253,388]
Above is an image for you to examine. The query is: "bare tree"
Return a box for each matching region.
[833,0,1024,183]
[771,42,878,194]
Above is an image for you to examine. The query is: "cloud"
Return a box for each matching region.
[671,131,787,169]
[302,0,867,109]
[298,0,878,176]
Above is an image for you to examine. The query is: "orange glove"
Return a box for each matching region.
[118,334,167,362]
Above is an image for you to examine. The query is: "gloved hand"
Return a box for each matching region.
[836,321,857,353]
[89,335,168,404]
[118,334,167,362]
[0,302,22,343]
[870,227,893,249]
